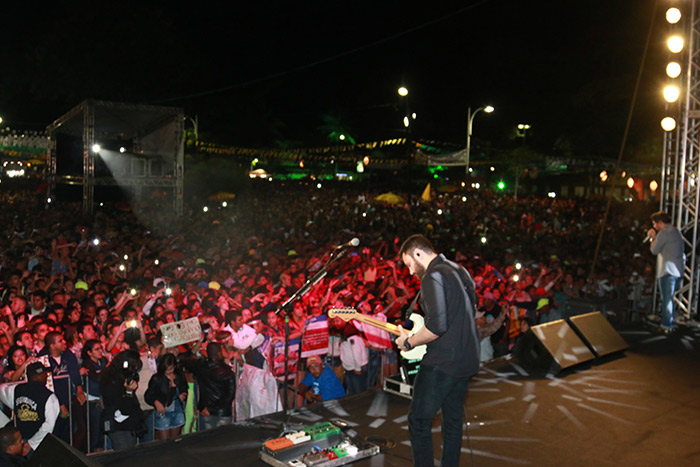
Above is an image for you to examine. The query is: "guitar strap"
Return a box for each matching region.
[403,291,421,321]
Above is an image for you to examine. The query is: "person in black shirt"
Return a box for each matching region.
[99,350,145,450]
[396,235,480,467]
[0,362,60,454]
[192,342,236,431]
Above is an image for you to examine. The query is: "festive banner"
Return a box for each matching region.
[301,315,329,358]
[270,338,300,377]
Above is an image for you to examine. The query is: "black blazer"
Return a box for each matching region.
[144,372,188,408]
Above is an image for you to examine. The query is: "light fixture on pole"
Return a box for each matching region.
[465,105,494,178]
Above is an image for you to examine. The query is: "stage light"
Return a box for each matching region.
[650,180,658,191]
[667,62,681,78]
[462,196,467,202]
[222,201,227,207]
[666,7,681,24]
[119,147,126,153]
[203,206,209,212]
[668,36,684,53]
[515,262,522,270]
[154,259,160,265]
[627,177,635,189]
[124,254,128,260]
[437,209,443,215]
[664,85,680,103]
[91,144,101,153]
[480,236,487,244]
[92,238,100,246]
[661,117,677,131]
[398,87,408,96]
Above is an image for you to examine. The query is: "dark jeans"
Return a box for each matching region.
[659,274,682,329]
[408,364,470,467]
[108,430,137,451]
[344,365,368,395]
[367,349,382,388]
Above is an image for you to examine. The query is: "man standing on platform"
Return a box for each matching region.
[647,211,686,333]
[396,235,480,467]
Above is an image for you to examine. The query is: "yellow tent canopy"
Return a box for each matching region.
[375,192,404,204]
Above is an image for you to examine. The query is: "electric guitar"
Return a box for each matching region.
[328,307,427,360]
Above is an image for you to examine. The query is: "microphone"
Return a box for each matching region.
[643,234,652,244]
[335,238,360,249]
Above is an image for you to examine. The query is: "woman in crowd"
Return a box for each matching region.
[144,353,188,440]
[2,345,35,382]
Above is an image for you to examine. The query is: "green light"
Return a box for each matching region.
[433,174,439,179]
[497,181,506,190]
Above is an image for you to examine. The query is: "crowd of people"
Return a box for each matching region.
[0,177,657,456]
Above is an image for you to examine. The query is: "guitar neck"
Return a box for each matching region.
[350,313,402,337]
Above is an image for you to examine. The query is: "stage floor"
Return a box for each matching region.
[94,323,700,466]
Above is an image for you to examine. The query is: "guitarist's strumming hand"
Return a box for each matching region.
[395,325,410,351]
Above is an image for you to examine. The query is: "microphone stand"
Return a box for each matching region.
[275,247,349,413]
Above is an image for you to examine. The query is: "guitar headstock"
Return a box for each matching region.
[328,307,359,321]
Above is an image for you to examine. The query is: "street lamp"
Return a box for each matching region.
[465,105,494,178]
[184,115,199,144]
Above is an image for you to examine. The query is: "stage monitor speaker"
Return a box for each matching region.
[568,311,628,357]
[27,433,100,467]
[514,319,595,372]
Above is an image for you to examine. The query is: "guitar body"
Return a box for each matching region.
[401,313,427,360]
[328,307,427,361]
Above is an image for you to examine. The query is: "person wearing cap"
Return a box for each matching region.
[0,362,60,453]
[298,356,345,404]
[536,298,561,324]
[396,234,480,467]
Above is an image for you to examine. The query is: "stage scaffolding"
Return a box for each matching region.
[47,100,184,215]
[661,1,700,319]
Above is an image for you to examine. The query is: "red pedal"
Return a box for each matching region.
[264,437,293,451]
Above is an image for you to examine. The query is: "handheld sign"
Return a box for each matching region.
[161,317,202,348]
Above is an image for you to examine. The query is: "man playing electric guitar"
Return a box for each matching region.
[395,235,480,467]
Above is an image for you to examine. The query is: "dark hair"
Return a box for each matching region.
[650,211,672,224]
[12,330,32,346]
[147,336,162,349]
[45,331,63,348]
[0,425,20,452]
[5,345,28,372]
[82,339,101,360]
[399,234,436,257]
[77,321,95,336]
[207,342,222,361]
[99,349,142,389]
[30,290,47,300]
[225,308,242,325]
[156,353,179,375]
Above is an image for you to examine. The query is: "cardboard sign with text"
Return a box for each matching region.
[161,317,202,348]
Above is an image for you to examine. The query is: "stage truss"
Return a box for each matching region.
[661,1,700,319]
[47,100,184,215]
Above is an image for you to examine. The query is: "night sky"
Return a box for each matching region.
[1,0,666,159]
